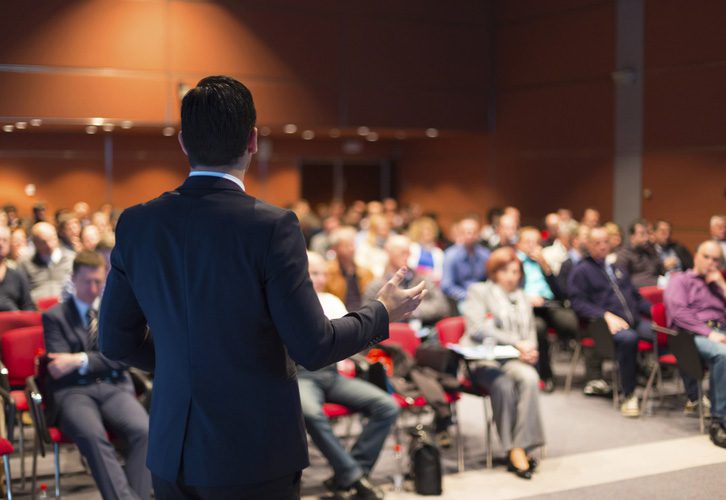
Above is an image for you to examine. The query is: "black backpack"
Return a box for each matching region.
[408,425,442,496]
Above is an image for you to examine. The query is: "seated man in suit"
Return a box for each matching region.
[665,241,726,447]
[43,251,151,500]
[301,252,398,500]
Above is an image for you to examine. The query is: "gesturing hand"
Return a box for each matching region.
[376,267,427,323]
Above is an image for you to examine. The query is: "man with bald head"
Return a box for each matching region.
[18,221,75,302]
[665,240,726,447]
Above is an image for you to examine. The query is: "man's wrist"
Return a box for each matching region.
[77,352,89,374]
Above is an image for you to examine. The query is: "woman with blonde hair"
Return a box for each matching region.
[407,216,444,284]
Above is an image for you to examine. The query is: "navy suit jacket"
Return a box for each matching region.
[99,175,389,486]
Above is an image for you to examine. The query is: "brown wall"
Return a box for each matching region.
[641,0,726,250]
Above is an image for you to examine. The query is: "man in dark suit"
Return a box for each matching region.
[99,76,424,500]
[43,250,151,500]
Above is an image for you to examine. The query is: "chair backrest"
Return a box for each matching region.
[383,323,420,357]
[1,326,45,387]
[0,311,42,337]
[667,329,704,380]
[587,317,614,359]
[435,316,466,345]
[651,302,670,347]
[639,286,664,305]
[36,296,59,312]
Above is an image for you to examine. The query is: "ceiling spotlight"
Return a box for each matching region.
[30,119,42,127]
[85,126,98,134]
[24,184,36,196]
[259,126,271,137]
[2,125,14,133]
[15,122,27,130]
[283,124,298,134]
[102,123,115,132]
[162,126,175,137]
[329,128,341,138]
[357,126,370,136]
[89,117,104,126]
[425,128,439,138]
[120,120,133,129]
[366,132,379,142]
[301,130,315,140]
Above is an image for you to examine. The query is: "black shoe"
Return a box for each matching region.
[506,457,532,480]
[323,477,354,499]
[528,457,539,472]
[709,421,726,449]
[350,477,384,500]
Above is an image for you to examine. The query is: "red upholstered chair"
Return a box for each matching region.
[0,325,45,489]
[35,297,60,312]
[0,311,42,337]
[639,286,664,305]
[434,316,494,470]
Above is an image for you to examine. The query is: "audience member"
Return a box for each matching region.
[653,220,693,274]
[543,220,579,276]
[480,207,504,247]
[0,226,35,311]
[556,225,591,295]
[81,224,101,251]
[488,213,518,250]
[42,251,151,499]
[365,235,450,327]
[542,212,560,247]
[355,214,392,278]
[309,216,341,258]
[73,201,92,227]
[407,216,445,283]
[441,217,491,304]
[8,227,31,268]
[557,208,573,223]
[568,226,653,417]
[604,222,623,260]
[616,219,664,288]
[664,241,726,448]
[300,252,396,499]
[516,227,579,391]
[18,222,75,302]
[581,208,600,228]
[32,202,48,224]
[58,213,83,252]
[2,204,23,229]
[326,226,374,311]
[461,247,545,480]
[710,215,726,264]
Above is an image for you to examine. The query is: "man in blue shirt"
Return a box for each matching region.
[441,217,490,305]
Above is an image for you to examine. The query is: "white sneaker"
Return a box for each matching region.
[684,396,711,417]
[620,394,640,417]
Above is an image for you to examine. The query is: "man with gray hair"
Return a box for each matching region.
[665,240,726,447]
[0,225,35,311]
[18,221,75,302]
[543,220,580,276]
[710,215,726,264]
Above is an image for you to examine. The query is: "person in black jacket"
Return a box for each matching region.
[652,220,693,274]
[43,251,150,499]
[98,76,424,500]
[568,227,653,418]
[0,225,35,312]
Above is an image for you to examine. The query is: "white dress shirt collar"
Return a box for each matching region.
[188,170,245,191]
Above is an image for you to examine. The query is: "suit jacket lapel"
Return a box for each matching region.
[64,299,88,350]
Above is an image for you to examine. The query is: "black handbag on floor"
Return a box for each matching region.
[408,425,442,496]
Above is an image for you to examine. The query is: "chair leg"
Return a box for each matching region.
[3,455,11,500]
[53,443,60,498]
[698,384,705,434]
[483,398,492,469]
[565,343,581,394]
[17,416,24,491]
[641,363,660,417]
[451,403,464,473]
[30,434,38,500]
[612,363,620,410]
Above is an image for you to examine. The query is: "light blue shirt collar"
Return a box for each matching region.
[188,170,245,191]
[73,296,98,328]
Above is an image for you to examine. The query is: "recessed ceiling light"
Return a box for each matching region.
[301,130,315,140]
[102,123,115,132]
[283,124,298,134]
[425,128,439,138]
[3,124,14,133]
[30,119,42,127]
[357,126,370,136]
[162,126,175,137]
[366,132,379,142]
[89,117,104,126]
[85,126,98,134]
[120,121,133,129]
[15,122,27,129]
